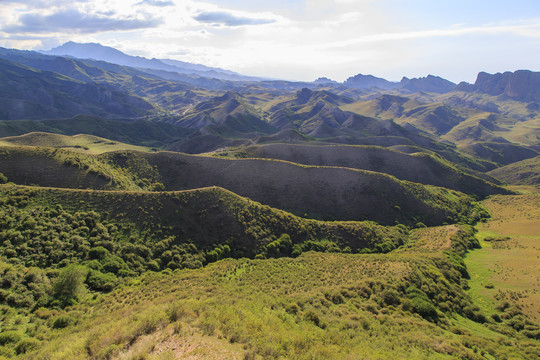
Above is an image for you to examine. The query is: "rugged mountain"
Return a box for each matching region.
[44,41,258,81]
[464,70,540,102]
[313,77,338,84]
[343,74,399,90]
[175,91,276,136]
[0,59,155,120]
[400,75,456,93]
[267,88,417,143]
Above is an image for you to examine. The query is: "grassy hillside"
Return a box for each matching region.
[0,184,406,270]
[0,146,141,190]
[213,143,506,197]
[459,142,539,166]
[4,222,538,359]
[102,150,486,226]
[0,146,486,226]
[487,156,540,185]
[0,115,194,148]
[0,132,153,154]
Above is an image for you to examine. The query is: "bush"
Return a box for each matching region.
[381,289,401,306]
[88,246,109,260]
[411,297,438,320]
[304,310,324,328]
[14,337,41,354]
[0,331,23,345]
[101,256,128,274]
[52,314,77,329]
[0,345,15,357]
[0,173,7,184]
[86,270,117,292]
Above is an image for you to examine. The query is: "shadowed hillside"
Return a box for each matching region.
[487,156,540,185]
[0,146,484,225]
[0,184,406,258]
[218,143,506,197]
[459,142,540,166]
[0,115,194,148]
[0,58,155,120]
[102,150,485,226]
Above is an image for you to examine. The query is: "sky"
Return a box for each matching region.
[0,0,539,83]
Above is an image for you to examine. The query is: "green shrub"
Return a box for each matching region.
[88,246,109,260]
[14,337,40,354]
[101,256,128,274]
[381,289,401,306]
[304,310,324,328]
[411,297,438,320]
[0,173,7,184]
[0,345,15,358]
[86,270,117,292]
[52,314,77,329]
[0,331,23,345]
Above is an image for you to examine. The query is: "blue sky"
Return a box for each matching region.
[0,0,539,83]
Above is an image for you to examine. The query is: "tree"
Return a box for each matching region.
[52,265,87,307]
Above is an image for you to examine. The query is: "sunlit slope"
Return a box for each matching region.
[0,132,153,154]
[0,146,140,190]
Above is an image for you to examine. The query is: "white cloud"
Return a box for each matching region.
[0,0,539,83]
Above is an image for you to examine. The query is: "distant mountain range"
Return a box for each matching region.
[43,41,261,82]
[0,42,538,170]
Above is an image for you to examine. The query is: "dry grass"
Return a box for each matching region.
[467,188,540,321]
[405,225,461,252]
[0,132,153,154]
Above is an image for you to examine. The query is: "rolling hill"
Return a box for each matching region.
[0,42,539,360]
[216,143,506,197]
[0,145,485,226]
[487,155,540,185]
[0,58,155,120]
[0,132,153,154]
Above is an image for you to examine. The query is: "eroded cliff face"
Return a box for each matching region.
[473,70,540,102]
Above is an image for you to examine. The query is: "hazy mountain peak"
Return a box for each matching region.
[344,73,398,90]
[400,74,456,93]
[43,41,256,82]
[313,77,338,84]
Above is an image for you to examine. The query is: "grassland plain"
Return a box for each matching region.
[466,187,540,324]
